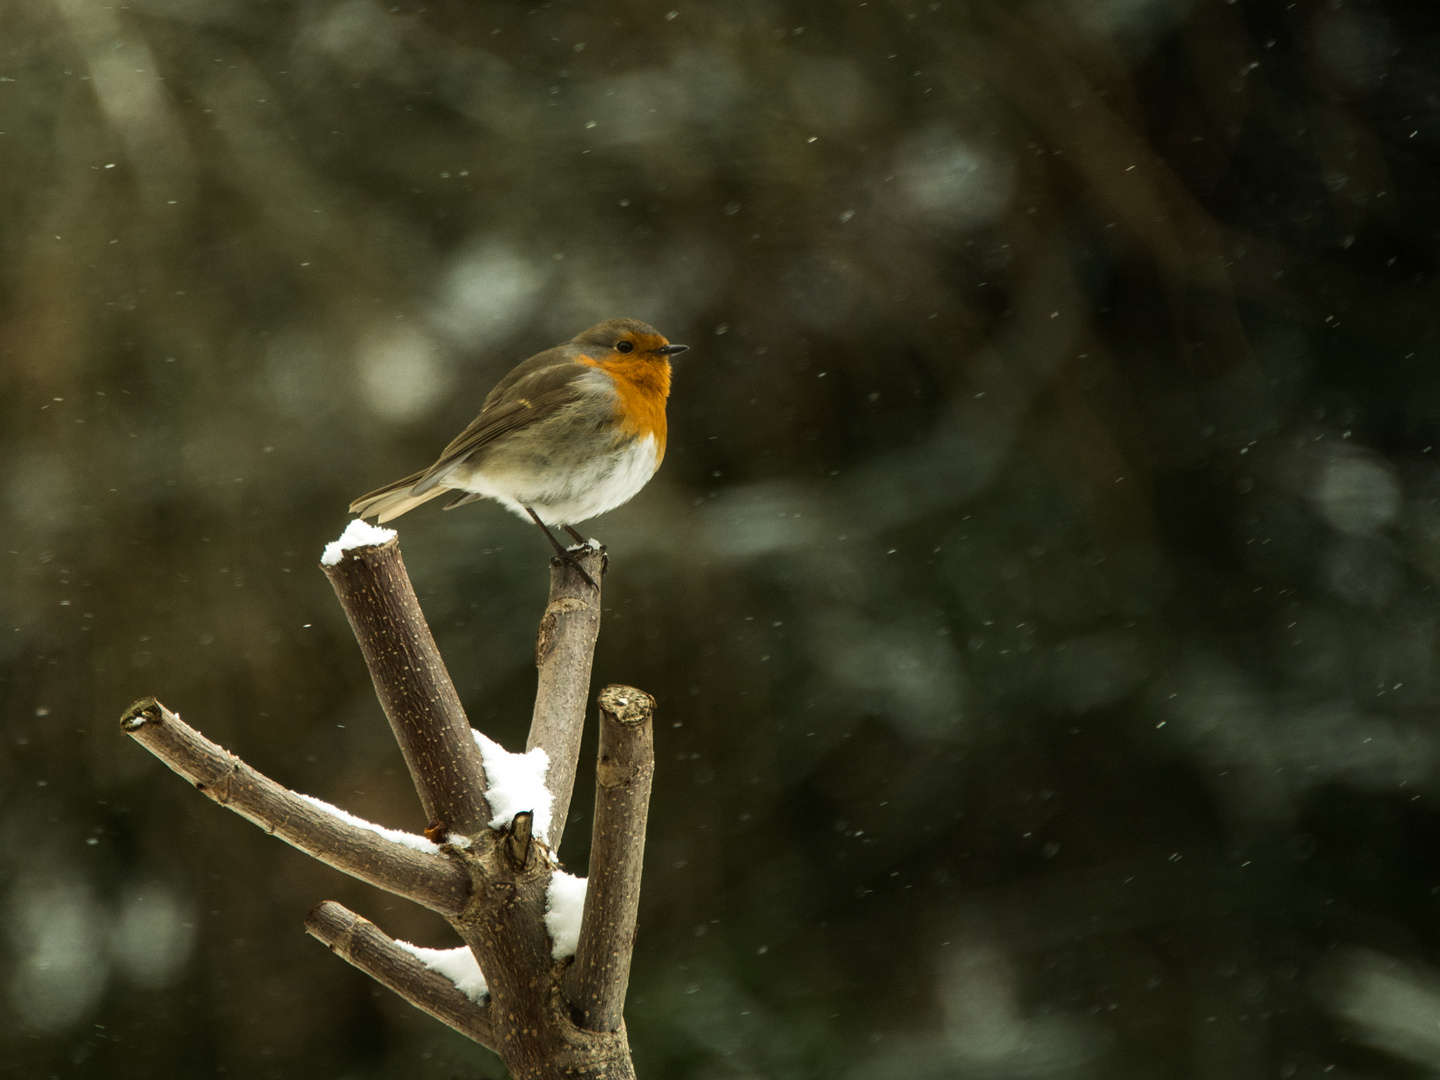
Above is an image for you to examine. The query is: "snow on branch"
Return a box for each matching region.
[393,941,490,1003]
[473,731,555,840]
[295,793,441,854]
[545,871,588,960]
[306,901,495,1050]
[321,519,397,566]
[125,528,653,1077]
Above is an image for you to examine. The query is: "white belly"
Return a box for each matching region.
[457,434,661,527]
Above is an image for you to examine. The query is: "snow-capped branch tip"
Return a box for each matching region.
[305,901,495,1050]
[320,518,397,566]
[321,529,493,837]
[118,697,470,915]
[564,685,656,1034]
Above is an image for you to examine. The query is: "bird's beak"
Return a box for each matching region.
[658,344,689,356]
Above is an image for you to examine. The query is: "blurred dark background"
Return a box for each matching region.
[4,0,1440,1076]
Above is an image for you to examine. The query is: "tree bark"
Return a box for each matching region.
[450,823,637,1080]
[120,696,469,915]
[527,546,606,850]
[123,531,656,1079]
[323,537,491,837]
[306,901,495,1048]
[565,687,656,1033]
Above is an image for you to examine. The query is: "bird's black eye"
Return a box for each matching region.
[615,340,635,353]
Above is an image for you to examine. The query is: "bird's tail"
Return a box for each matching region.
[349,470,448,523]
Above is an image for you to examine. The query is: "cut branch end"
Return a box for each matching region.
[597,686,655,727]
[120,696,162,732]
[506,810,535,871]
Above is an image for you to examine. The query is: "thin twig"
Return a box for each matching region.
[563,685,655,1033]
[322,538,491,836]
[305,901,496,1050]
[526,545,606,850]
[119,697,470,916]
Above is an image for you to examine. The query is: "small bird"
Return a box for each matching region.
[350,318,687,585]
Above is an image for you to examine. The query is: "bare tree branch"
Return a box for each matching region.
[322,537,492,837]
[124,531,657,1075]
[305,901,496,1050]
[527,546,606,850]
[119,697,470,916]
[564,685,656,1033]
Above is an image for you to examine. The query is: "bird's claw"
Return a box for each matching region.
[554,549,599,591]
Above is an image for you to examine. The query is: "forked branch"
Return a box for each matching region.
[122,530,657,1078]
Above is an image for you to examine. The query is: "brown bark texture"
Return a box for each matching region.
[322,537,492,837]
[119,696,469,915]
[527,548,606,850]
[565,687,656,1033]
[120,535,653,1079]
[305,900,497,1049]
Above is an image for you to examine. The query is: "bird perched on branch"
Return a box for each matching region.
[350,318,687,587]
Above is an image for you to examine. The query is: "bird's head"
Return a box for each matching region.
[572,318,688,365]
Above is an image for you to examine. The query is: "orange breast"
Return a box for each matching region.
[579,356,671,461]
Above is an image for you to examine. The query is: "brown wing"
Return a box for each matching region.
[349,354,593,521]
[409,360,590,495]
[477,342,579,411]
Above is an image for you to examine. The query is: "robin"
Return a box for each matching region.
[349,318,687,587]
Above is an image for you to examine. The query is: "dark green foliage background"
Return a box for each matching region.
[3,0,1440,1076]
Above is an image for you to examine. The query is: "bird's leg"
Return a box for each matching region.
[560,524,607,578]
[524,507,572,560]
[525,507,598,590]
